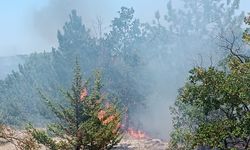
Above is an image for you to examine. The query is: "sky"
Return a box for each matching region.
[0,0,249,57]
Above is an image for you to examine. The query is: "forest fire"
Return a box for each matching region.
[80,87,88,100]
[1,0,249,149]
[127,128,148,139]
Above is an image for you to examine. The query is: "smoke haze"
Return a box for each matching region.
[0,0,250,140]
[0,0,249,56]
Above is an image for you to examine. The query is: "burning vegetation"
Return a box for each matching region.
[1,0,250,150]
[127,128,148,140]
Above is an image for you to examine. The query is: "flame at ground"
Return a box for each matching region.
[127,128,148,139]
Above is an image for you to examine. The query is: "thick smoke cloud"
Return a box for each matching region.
[0,0,250,140]
[29,0,183,140]
[0,0,248,57]
[31,0,167,50]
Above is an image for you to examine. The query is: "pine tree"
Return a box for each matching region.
[57,10,93,58]
[27,60,122,150]
[103,7,146,129]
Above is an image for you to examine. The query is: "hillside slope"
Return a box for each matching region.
[0,55,26,80]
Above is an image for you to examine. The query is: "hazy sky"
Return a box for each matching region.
[0,0,249,57]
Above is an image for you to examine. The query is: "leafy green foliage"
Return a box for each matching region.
[0,1,245,141]
[169,99,204,150]
[170,11,250,149]
[28,61,122,150]
[171,56,250,149]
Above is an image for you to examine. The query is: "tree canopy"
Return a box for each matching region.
[169,12,250,150]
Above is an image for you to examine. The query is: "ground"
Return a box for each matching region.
[0,133,168,150]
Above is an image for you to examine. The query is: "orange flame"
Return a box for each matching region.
[98,110,106,121]
[80,88,88,100]
[127,128,148,139]
[103,115,115,125]
[98,110,116,125]
[97,104,121,135]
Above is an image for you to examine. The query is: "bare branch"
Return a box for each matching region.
[217,30,250,63]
